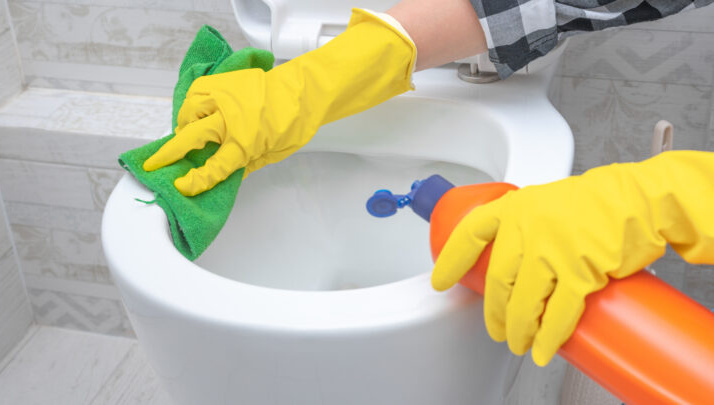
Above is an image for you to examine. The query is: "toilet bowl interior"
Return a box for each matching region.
[195,97,507,291]
[195,151,493,291]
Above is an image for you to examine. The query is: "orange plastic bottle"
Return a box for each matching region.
[428,180,714,404]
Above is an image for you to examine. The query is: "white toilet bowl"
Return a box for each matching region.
[102,2,574,403]
[103,66,572,405]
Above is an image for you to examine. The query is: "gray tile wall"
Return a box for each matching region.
[0,0,32,361]
[0,185,33,362]
[0,0,24,105]
[7,0,248,97]
[551,6,714,309]
[0,88,164,337]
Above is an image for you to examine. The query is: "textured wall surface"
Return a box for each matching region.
[550,6,714,309]
[0,88,168,337]
[0,186,33,362]
[8,0,248,97]
[0,0,32,365]
[0,0,24,105]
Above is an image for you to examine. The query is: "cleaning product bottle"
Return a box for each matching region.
[366,175,714,405]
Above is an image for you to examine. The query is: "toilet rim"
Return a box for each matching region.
[102,68,573,332]
[103,179,480,333]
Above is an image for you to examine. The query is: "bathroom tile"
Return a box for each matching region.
[189,0,234,13]
[0,87,171,138]
[42,89,171,138]
[683,265,714,309]
[0,87,71,127]
[22,259,112,284]
[0,247,34,366]
[5,201,111,283]
[9,1,248,94]
[5,201,102,234]
[8,0,225,14]
[0,127,146,169]
[28,288,134,337]
[562,29,714,86]
[9,2,213,68]
[24,274,120,299]
[51,228,104,266]
[89,343,173,405]
[0,200,11,252]
[0,326,134,404]
[10,223,52,263]
[48,0,196,11]
[559,364,620,404]
[0,88,171,146]
[557,78,711,174]
[22,73,174,98]
[0,159,95,210]
[651,246,687,292]
[0,0,8,30]
[25,221,105,266]
[633,5,714,33]
[12,223,109,282]
[18,60,177,98]
[0,28,23,106]
[547,74,562,108]
[0,325,37,374]
[503,355,567,405]
[707,100,714,151]
[88,168,125,210]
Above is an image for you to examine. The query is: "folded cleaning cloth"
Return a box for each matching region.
[119,25,274,260]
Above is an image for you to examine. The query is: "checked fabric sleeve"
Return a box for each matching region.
[468,0,714,79]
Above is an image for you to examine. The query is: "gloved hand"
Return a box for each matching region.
[143,9,416,196]
[431,151,714,366]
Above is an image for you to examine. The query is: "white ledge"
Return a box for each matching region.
[0,88,172,140]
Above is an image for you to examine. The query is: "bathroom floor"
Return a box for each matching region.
[0,326,172,405]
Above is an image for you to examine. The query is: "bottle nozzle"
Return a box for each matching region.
[366,175,454,222]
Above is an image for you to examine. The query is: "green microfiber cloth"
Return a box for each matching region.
[118,25,274,260]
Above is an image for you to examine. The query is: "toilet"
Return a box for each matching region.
[101,1,574,404]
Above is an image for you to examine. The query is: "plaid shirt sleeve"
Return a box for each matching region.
[468,0,714,79]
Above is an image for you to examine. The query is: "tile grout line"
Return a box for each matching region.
[34,325,138,349]
[0,324,39,375]
[556,73,714,88]
[0,154,133,172]
[705,51,714,151]
[8,0,233,14]
[23,274,122,300]
[2,0,25,91]
[0,82,174,103]
[0,184,34,325]
[87,342,139,405]
[0,325,140,404]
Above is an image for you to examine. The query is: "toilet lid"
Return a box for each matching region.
[232,0,399,60]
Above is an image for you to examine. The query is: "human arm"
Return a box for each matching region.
[462,0,714,78]
[387,0,486,71]
[143,1,486,196]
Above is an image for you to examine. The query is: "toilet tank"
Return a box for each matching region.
[232,0,400,60]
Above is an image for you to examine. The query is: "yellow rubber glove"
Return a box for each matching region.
[143,9,416,196]
[431,150,714,366]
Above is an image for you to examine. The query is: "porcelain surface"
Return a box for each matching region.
[103,66,573,404]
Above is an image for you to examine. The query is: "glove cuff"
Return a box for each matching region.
[348,8,417,91]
